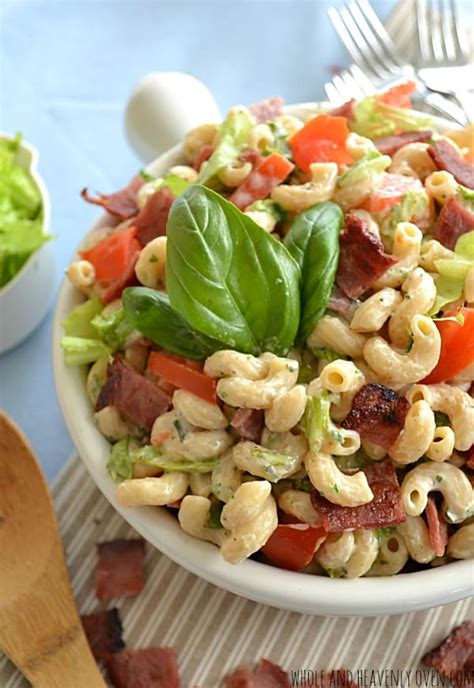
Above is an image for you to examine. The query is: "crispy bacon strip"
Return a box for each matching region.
[96,539,145,600]
[433,196,474,250]
[327,286,360,320]
[239,148,264,168]
[428,139,474,189]
[336,213,398,298]
[465,445,474,470]
[425,496,449,558]
[341,383,410,449]
[193,144,214,171]
[328,99,355,119]
[106,647,180,688]
[374,130,432,156]
[81,608,125,662]
[248,96,284,123]
[134,187,175,246]
[230,409,264,443]
[81,176,143,220]
[422,622,474,688]
[96,357,172,430]
[312,460,406,532]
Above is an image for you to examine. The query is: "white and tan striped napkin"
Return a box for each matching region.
[1,453,472,688]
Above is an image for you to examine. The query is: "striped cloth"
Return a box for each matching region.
[1,454,472,687]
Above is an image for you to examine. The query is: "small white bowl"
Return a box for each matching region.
[0,135,55,354]
[52,105,473,616]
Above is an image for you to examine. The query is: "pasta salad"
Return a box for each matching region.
[62,84,474,577]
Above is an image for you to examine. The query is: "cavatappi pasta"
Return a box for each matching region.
[63,87,474,578]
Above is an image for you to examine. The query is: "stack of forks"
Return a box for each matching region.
[326,0,473,125]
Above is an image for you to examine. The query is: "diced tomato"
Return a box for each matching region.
[289,114,353,172]
[422,308,474,384]
[81,227,140,282]
[359,174,423,213]
[229,153,294,210]
[261,523,327,571]
[147,351,217,404]
[376,81,416,109]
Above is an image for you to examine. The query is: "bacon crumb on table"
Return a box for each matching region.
[433,196,474,250]
[422,622,474,688]
[96,539,145,600]
[96,356,172,430]
[428,140,474,189]
[341,383,410,449]
[106,647,180,688]
[336,212,398,299]
[374,130,432,156]
[134,187,176,246]
[312,460,406,532]
[81,608,125,662]
[81,176,143,220]
[425,496,449,558]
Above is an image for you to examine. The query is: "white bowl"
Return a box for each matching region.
[52,105,472,616]
[0,135,55,354]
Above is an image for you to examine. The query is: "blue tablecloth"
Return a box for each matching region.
[0,0,456,480]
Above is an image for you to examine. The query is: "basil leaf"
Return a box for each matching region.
[122,287,222,360]
[166,185,300,355]
[284,201,343,342]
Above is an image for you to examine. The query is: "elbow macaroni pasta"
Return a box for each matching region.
[271,162,338,212]
[118,473,189,507]
[135,236,167,289]
[305,451,373,507]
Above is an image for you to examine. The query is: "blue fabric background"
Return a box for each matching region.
[0,0,467,480]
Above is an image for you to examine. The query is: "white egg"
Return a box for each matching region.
[125,71,222,162]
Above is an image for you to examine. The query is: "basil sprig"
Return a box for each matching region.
[284,201,343,342]
[166,185,300,355]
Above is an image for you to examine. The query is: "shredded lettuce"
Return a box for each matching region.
[351,97,432,139]
[60,336,109,366]
[381,188,429,242]
[300,391,331,453]
[133,445,219,473]
[108,439,134,481]
[63,297,103,338]
[247,199,285,222]
[0,134,51,288]
[197,107,254,184]
[337,151,391,188]
[91,306,134,350]
[311,347,346,363]
[248,446,299,483]
[431,231,474,313]
[138,172,190,197]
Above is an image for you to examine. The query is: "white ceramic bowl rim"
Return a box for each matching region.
[0,133,51,295]
[52,104,473,617]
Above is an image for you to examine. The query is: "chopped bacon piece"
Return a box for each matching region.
[239,148,264,168]
[433,196,474,250]
[327,286,359,320]
[428,140,474,189]
[96,539,145,600]
[422,622,474,688]
[106,647,180,688]
[336,212,398,298]
[224,659,290,688]
[374,130,432,156]
[81,176,143,220]
[312,460,406,532]
[230,409,264,442]
[465,445,474,469]
[134,187,175,246]
[193,144,214,171]
[328,99,355,119]
[341,383,410,449]
[248,96,284,123]
[425,496,449,557]
[96,357,172,430]
[81,608,125,662]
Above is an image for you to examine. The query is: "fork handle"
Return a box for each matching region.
[424,92,469,127]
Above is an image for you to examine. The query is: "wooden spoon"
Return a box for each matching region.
[0,412,106,687]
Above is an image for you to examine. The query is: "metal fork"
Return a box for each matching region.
[415,0,474,119]
[328,0,469,124]
[325,64,376,102]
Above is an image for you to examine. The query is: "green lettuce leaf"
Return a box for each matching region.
[61,336,109,366]
[91,306,134,350]
[337,151,391,188]
[197,108,254,184]
[246,446,300,483]
[300,391,331,453]
[431,231,474,313]
[63,297,103,338]
[134,445,219,473]
[108,439,134,481]
[351,97,432,139]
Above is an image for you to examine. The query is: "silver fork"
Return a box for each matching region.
[328,0,469,124]
[415,0,474,119]
[325,64,376,102]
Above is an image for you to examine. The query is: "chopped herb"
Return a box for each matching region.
[207,501,224,529]
[375,527,395,542]
[297,364,315,384]
[292,477,313,493]
[434,412,450,427]
[331,429,344,444]
[149,255,158,263]
[436,474,443,483]
[332,483,340,494]
[173,419,188,442]
[326,567,346,579]
[311,347,346,362]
